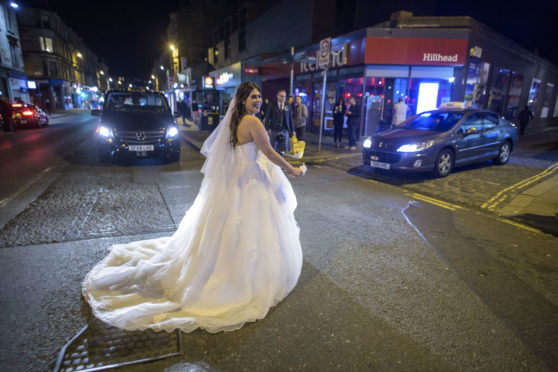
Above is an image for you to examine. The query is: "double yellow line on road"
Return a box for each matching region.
[406,192,462,211]
[481,162,558,211]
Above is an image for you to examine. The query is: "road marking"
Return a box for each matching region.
[406,192,462,211]
[481,162,558,211]
[0,166,54,208]
[494,216,542,234]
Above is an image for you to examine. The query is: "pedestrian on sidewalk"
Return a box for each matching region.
[392,97,409,127]
[263,89,294,155]
[518,106,534,136]
[333,98,346,147]
[178,99,188,125]
[293,96,308,141]
[0,96,15,133]
[345,97,360,150]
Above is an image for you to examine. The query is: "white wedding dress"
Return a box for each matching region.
[82,100,303,333]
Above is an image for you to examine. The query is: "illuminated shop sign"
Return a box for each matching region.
[365,37,468,66]
[203,76,214,88]
[244,65,259,75]
[210,63,241,88]
[300,43,350,72]
[216,72,233,86]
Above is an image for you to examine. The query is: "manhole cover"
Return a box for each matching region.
[53,318,183,371]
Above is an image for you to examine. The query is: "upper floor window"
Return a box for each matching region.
[39,37,54,53]
[41,14,51,29]
[4,8,14,32]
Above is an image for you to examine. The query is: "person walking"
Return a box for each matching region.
[345,97,360,150]
[333,98,346,147]
[0,97,15,134]
[392,97,409,127]
[263,89,294,154]
[82,82,305,333]
[292,96,308,141]
[517,106,534,136]
[178,99,188,125]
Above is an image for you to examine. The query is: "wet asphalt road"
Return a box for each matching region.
[0,113,557,371]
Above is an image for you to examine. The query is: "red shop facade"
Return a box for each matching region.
[260,28,469,137]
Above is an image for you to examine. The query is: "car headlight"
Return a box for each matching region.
[166,126,179,137]
[98,125,113,137]
[363,137,372,148]
[397,140,434,152]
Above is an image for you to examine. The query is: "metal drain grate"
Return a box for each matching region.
[53,318,183,371]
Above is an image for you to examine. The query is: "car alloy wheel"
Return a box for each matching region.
[434,149,453,177]
[494,141,511,165]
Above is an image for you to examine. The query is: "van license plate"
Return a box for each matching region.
[129,145,154,152]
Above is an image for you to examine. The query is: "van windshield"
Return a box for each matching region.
[106,93,169,113]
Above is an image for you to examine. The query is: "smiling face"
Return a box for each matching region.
[243,88,262,115]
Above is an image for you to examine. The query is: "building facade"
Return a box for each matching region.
[0,1,29,103]
[17,7,106,111]
[259,12,558,136]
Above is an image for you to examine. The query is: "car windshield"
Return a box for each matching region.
[106,93,169,113]
[399,111,463,132]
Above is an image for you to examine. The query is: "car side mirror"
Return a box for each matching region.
[91,109,102,116]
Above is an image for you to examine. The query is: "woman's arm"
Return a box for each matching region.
[243,116,303,177]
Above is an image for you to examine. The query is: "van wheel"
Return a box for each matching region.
[433,149,453,177]
[493,140,511,165]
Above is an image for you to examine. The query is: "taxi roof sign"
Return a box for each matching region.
[440,101,465,109]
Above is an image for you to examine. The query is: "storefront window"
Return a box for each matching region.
[337,77,363,133]
[505,72,523,119]
[309,81,336,133]
[464,58,490,108]
[527,78,541,111]
[363,77,385,135]
[407,79,452,115]
[488,68,511,115]
[540,83,554,118]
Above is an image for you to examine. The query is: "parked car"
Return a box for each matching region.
[96,90,180,163]
[362,104,518,177]
[12,103,49,128]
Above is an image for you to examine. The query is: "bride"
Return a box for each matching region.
[82,82,305,333]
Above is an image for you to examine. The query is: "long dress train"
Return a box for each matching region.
[82,141,303,333]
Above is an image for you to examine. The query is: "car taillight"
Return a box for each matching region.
[22,110,34,116]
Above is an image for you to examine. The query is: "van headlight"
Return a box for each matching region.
[166,126,179,137]
[363,137,372,148]
[397,140,434,152]
[98,126,113,137]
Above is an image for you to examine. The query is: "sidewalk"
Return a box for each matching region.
[499,127,558,234]
[178,117,362,165]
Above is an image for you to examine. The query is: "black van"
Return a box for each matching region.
[94,90,180,163]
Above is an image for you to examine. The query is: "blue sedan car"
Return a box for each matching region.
[362,106,518,177]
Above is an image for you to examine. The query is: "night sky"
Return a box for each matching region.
[28,0,558,80]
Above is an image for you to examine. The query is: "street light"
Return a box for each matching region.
[76,52,82,58]
[160,65,165,70]
[169,44,176,52]
[9,2,19,9]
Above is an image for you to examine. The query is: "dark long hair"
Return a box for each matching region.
[230,82,260,147]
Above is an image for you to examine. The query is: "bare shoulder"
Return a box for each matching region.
[239,115,262,127]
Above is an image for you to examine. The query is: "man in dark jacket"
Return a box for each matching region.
[0,97,14,133]
[517,106,534,136]
[263,89,294,154]
[345,97,360,149]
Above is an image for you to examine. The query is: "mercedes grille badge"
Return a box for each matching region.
[136,131,145,141]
